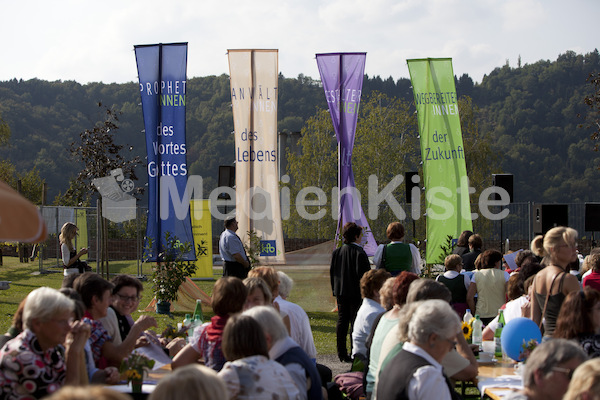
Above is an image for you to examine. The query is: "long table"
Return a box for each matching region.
[477,358,523,399]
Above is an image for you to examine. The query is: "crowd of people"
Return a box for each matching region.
[1,220,600,400]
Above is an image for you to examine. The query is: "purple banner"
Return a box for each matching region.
[316,52,377,256]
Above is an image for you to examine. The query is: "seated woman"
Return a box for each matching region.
[436,254,470,318]
[563,358,600,400]
[467,250,507,325]
[99,274,158,347]
[245,306,323,400]
[365,272,419,398]
[59,287,120,385]
[243,276,273,310]
[248,266,291,332]
[351,269,390,362]
[554,287,600,358]
[218,314,300,400]
[505,339,587,400]
[73,272,156,369]
[375,280,478,400]
[0,287,90,398]
[276,271,318,361]
[583,253,600,292]
[149,364,228,400]
[376,299,462,400]
[172,277,247,371]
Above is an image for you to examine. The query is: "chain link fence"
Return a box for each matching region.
[22,202,597,274]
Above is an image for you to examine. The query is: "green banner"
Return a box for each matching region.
[407,58,473,264]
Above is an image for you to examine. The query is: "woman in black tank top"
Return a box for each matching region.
[530,227,581,337]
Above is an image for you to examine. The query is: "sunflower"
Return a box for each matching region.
[461,321,473,340]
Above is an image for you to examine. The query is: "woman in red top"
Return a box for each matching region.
[583,253,600,292]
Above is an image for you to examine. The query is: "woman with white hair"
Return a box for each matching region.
[276,271,318,360]
[0,287,90,398]
[376,299,462,400]
[244,306,323,400]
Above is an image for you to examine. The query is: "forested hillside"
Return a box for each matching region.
[0,50,598,204]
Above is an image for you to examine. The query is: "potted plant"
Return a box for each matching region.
[120,352,155,393]
[146,232,198,315]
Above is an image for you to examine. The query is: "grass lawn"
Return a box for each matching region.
[0,256,340,355]
[0,257,480,396]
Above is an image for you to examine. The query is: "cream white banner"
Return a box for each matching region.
[228,49,285,263]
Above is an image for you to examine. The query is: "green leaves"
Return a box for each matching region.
[149,232,197,304]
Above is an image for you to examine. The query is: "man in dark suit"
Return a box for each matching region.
[461,234,483,271]
[330,222,371,362]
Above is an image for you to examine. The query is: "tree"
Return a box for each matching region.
[352,92,420,239]
[0,113,44,203]
[284,92,422,240]
[0,113,9,147]
[284,108,337,239]
[582,71,600,168]
[59,103,142,206]
[458,96,499,199]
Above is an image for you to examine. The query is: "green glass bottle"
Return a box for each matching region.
[494,309,505,359]
[193,299,204,323]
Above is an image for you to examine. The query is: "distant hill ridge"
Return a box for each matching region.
[0,49,599,203]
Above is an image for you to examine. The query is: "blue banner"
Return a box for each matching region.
[135,43,195,261]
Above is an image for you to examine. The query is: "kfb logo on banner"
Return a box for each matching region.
[259,240,277,257]
[135,43,195,261]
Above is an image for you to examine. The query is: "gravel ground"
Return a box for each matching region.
[316,353,352,381]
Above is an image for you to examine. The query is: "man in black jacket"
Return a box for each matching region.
[330,222,371,362]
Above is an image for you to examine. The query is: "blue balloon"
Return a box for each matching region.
[501,317,542,361]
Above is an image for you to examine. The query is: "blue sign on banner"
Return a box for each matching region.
[135,43,195,261]
[259,240,277,257]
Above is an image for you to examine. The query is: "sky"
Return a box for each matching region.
[1,0,599,85]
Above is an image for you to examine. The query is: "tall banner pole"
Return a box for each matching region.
[316,52,377,256]
[135,43,195,261]
[228,49,286,263]
[407,58,473,264]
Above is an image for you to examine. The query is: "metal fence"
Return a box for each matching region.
[28,202,598,273]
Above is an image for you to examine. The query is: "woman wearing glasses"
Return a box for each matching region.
[0,287,90,398]
[505,339,587,400]
[530,227,581,338]
[100,275,157,346]
[377,299,463,400]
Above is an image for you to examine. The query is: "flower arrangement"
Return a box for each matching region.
[519,338,539,362]
[161,323,188,340]
[119,353,155,390]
